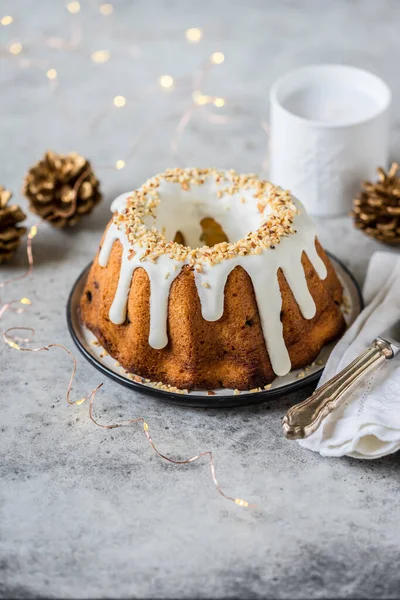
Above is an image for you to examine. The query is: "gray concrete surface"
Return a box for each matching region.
[1,1,400,598]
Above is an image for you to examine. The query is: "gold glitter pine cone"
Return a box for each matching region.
[352,162,400,244]
[23,151,102,228]
[0,186,27,264]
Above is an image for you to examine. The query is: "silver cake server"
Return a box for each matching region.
[282,321,400,440]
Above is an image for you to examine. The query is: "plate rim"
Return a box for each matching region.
[66,252,363,408]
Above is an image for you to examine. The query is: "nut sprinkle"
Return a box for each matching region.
[113,168,297,267]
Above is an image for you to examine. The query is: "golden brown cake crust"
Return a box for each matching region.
[80,221,345,390]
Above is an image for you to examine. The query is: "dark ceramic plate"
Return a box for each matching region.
[67,253,363,408]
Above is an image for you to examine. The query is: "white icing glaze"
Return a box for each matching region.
[98,172,327,377]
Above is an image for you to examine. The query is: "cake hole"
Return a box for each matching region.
[94,281,100,289]
[174,230,186,245]
[155,185,260,249]
[174,219,229,247]
[199,217,229,247]
[86,290,92,303]
[245,319,253,327]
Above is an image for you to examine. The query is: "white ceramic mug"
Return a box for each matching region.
[269,65,391,216]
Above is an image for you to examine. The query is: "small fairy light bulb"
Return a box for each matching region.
[159,75,174,89]
[185,28,202,43]
[214,97,225,108]
[113,95,126,107]
[235,498,249,508]
[9,42,22,55]
[115,160,125,170]
[29,225,38,239]
[66,1,81,14]
[74,398,86,406]
[91,50,110,63]
[20,298,31,305]
[46,68,57,80]
[211,51,224,65]
[99,3,113,15]
[143,422,149,432]
[6,339,20,350]
[192,90,210,105]
[1,15,13,26]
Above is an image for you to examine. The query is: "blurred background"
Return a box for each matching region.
[2,0,399,197]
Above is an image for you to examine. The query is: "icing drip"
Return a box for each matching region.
[99,221,182,349]
[98,176,327,377]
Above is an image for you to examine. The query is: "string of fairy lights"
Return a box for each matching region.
[1,2,258,508]
[0,226,253,508]
[2,1,268,173]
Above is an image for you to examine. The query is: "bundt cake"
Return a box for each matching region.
[80,168,345,390]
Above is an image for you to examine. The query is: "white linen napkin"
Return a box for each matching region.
[299,252,400,459]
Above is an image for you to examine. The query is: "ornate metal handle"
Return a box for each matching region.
[282,339,394,440]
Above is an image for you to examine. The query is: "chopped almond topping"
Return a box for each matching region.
[113,168,297,268]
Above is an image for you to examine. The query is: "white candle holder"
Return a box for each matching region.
[269,65,391,217]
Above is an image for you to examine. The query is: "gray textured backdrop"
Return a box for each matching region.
[1,1,400,598]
